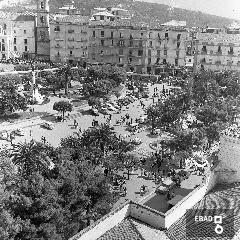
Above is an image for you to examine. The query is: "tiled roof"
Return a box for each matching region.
[96,217,170,240]
[89,19,148,29]
[197,32,240,44]
[166,183,240,240]
[52,14,89,24]
[0,11,36,21]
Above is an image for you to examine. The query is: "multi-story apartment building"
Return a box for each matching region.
[146,21,188,74]
[88,18,188,74]
[195,31,240,71]
[12,14,36,59]
[0,11,36,60]
[50,15,89,65]
[88,19,149,73]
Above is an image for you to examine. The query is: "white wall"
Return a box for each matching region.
[164,170,217,229]
[215,135,240,183]
[130,202,166,229]
[71,203,131,240]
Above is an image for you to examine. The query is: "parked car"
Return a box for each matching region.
[99,108,108,115]
[130,137,142,145]
[90,108,99,116]
[107,105,117,111]
[41,122,54,130]
[12,128,24,136]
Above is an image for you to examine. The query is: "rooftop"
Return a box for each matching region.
[92,11,115,17]
[196,32,240,44]
[52,15,89,24]
[97,217,170,240]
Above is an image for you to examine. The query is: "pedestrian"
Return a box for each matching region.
[79,127,82,133]
[30,130,32,137]
[130,118,133,124]
[109,114,112,120]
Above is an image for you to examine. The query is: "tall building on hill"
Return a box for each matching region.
[36,0,50,60]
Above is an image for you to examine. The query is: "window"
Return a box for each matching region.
[130,34,133,39]
[101,31,104,37]
[2,39,4,43]
[24,39,27,44]
[92,54,95,60]
[111,31,113,38]
[13,30,16,33]
[139,41,143,47]
[177,42,180,48]
[14,46,17,51]
[129,40,133,47]
[40,1,44,9]
[25,46,27,51]
[164,49,167,56]
[13,38,16,44]
[157,50,160,57]
[100,15,104,20]
[119,57,123,63]
[3,24,6,30]
[148,49,151,56]
[70,50,73,55]
[229,46,234,54]
[101,40,104,46]
[217,46,222,53]
[54,26,60,32]
[111,40,114,46]
[149,41,152,47]
[119,49,123,55]
[165,32,168,39]
[175,58,178,66]
[138,49,143,56]
[148,58,151,65]
[177,34,181,40]
[129,50,132,56]
[119,40,124,47]
[40,31,45,40]
[40,16,45,23]
[128,57,132,63]
[93,30,95,37]
[24,30,26,34]
[120,32,122,38]
[163,59,167,64]
[2,44,5,51]
[140,32,143,38]
[202,46,207,53]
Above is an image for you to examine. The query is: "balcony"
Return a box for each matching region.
[68,38,75,41]
[54,28,60,32]
[68,29,74,33]
[228,51,234,55]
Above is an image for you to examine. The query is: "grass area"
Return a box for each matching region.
[0,112,48,124]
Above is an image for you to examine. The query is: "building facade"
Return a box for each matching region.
[88,20,149,73]
[36,0,50,60]
[50,15,89,65]
[194,29,240,71]
[146,24,188,74]
[12,14,36,59]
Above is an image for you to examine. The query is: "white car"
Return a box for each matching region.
[107,105,117,111]
[41,122,54,130]
[12,128,24,136]
[130,137,142,145]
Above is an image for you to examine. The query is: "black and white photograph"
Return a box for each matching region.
[0,0,240,239]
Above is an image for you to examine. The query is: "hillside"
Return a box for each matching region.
[0,0,235,27]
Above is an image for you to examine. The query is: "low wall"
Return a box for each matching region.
[130,202,166,229]
[70,201,131,240]
[164,170,218,229]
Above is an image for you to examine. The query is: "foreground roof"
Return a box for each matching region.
[166,183,240,240]
[97,217,170,240]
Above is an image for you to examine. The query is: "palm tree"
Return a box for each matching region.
[57,64,76,95]
[11,140,54,177]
